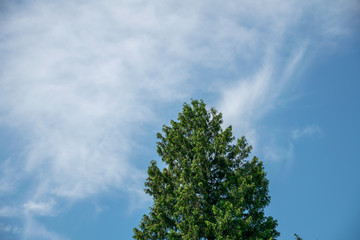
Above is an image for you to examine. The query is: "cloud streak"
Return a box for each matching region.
[292,125,321,140]
[216,0,358,148]
[218,43,308,145]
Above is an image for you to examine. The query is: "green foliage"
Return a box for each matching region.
[133,100,279,239]
[294,234,303,240]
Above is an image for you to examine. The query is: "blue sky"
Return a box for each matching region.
[0,0,359,239]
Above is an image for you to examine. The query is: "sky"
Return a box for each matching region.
[0,0,359,239]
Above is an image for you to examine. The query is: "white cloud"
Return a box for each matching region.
[216,0,358,146]
[0,158,22,195]
[264,143,294,163]
[0,222,20,234]
[218,44,307,146]
[261,124,321,167]
[24,216,69,240]
[23,199,57,216]
[292,125,321,140]
[0,206,20,217]
[0,0,358,238]
[217,59,273,144]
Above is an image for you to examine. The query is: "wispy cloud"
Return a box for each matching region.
[0,0,358,238]
[23,199,57,216]
[0,206,20,217]
[216,0,358,147]
[0,158,22,195]
[264,142,295,163]
[262,124,321,174]
[0,222,20,235]
[23,216,69,240]
[218,43,307,145]
[292,125,321,140]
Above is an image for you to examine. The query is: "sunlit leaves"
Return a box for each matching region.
[134,100,279,239]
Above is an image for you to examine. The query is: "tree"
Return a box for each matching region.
[133,100,279,239]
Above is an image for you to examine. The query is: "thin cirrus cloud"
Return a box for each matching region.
[292,125,322,140]
[0,0,358,239]
[218,44,307,146]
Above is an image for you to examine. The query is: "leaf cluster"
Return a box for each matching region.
[134,100,279,240]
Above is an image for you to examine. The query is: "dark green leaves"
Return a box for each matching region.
[134,100,279,240]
